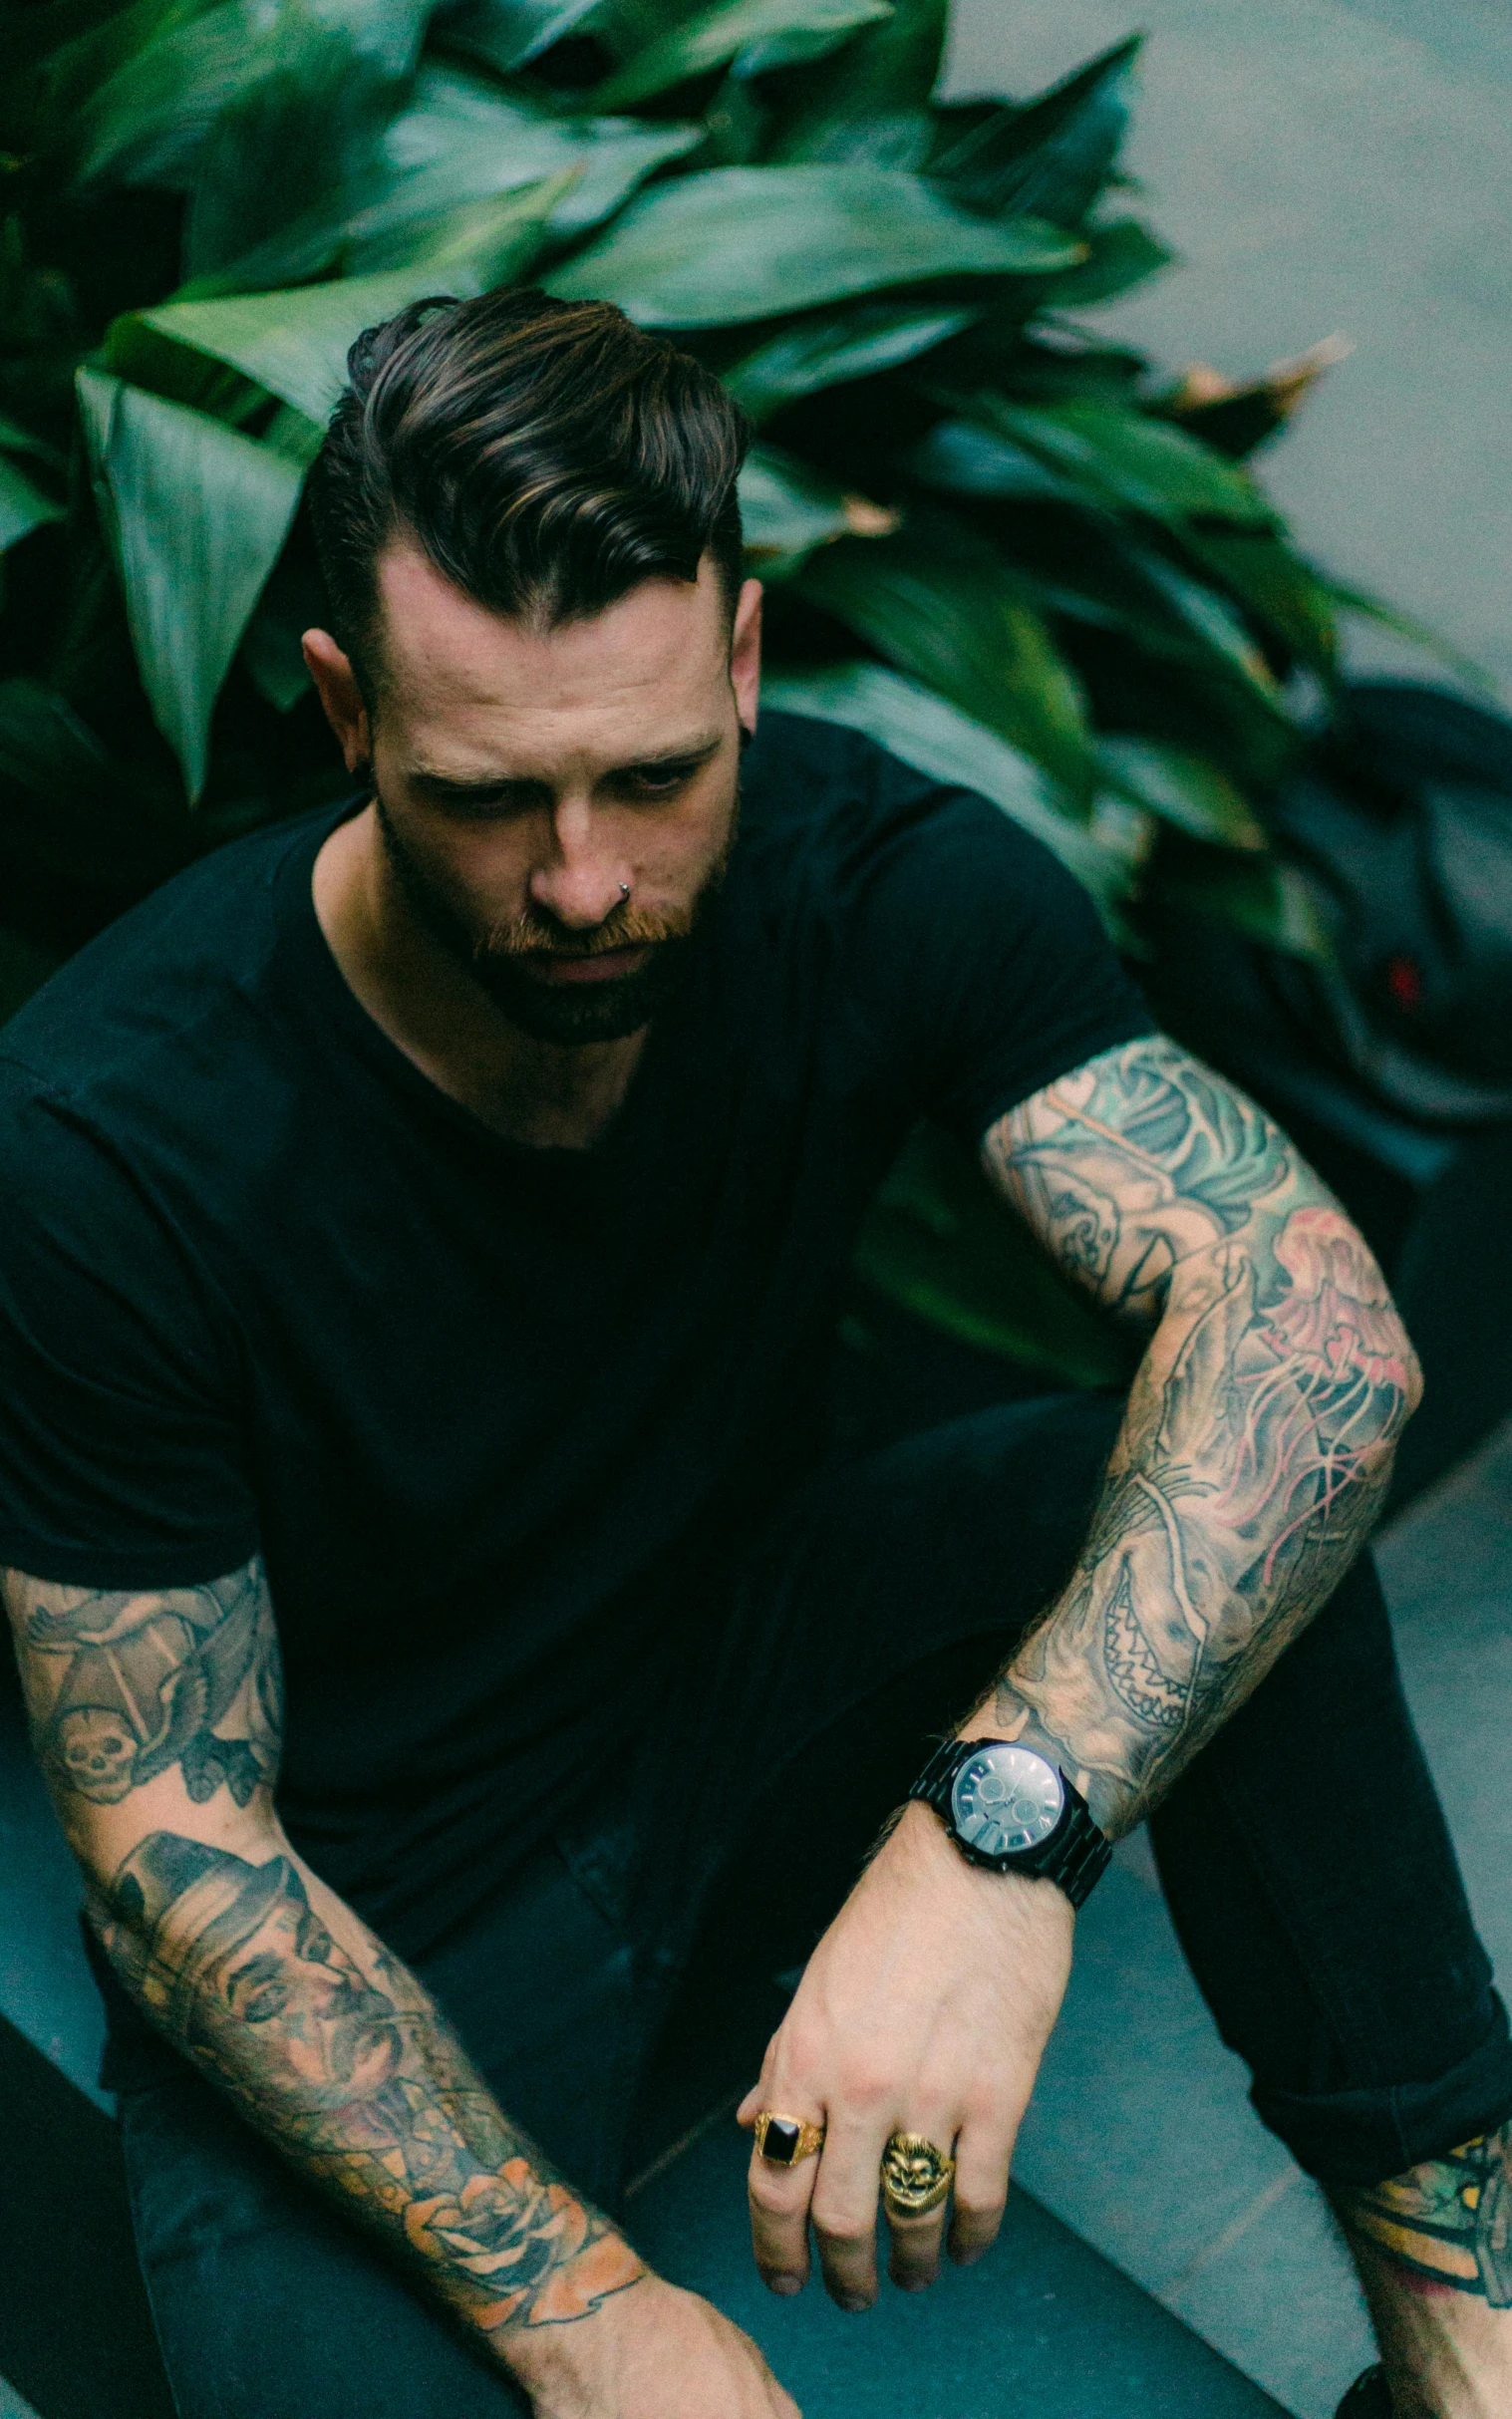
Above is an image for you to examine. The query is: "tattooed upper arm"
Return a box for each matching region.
[971,1038,1422,1832]
[985,1038,1423,1398]
[3,1554,282,1863]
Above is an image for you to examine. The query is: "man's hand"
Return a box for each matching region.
[737,1800,1072,2309]
[504,2275,800,2418]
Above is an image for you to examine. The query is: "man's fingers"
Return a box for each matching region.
[807,2123,892,2310]
[747,2128,821,2295]
[884,2198,950,2291]
[946,2126,1015,2267]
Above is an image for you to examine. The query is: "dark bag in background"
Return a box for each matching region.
[1143,681,1512,1512]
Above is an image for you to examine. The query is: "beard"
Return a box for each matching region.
[372,787,729,1048]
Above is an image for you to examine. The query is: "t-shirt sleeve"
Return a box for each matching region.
[846,758,1154,1141]
[0,1064,259,1587]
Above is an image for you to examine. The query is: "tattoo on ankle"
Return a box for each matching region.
[1340,2124,1512,2307]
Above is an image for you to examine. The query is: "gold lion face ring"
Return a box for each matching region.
[881,2130,956,2216]
[753,2112,825,2167]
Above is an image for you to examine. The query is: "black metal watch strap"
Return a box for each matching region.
[908,1736,1111,1911]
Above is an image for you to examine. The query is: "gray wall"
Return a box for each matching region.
[945,0,1512,706]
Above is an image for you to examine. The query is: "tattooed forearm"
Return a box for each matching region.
[980,1038,1420,1835]
[11,1558,281,1813]
[1336,2127,1512,2306]
[91,1833,645,2340]
[0,1550,644,2362]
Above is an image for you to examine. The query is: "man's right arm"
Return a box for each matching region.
[3,1553,794,2417]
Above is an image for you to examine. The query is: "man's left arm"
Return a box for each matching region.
[742,1036,1419,2309]
[976,1033,1419,1835]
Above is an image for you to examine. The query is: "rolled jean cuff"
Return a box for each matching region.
[1254,1987,1512,2186]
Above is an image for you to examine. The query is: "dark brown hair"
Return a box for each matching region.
[307,287,751,696]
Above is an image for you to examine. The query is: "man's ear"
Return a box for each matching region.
[302,629,372,774]
[730,577,762,741]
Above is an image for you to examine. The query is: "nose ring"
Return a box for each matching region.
[619,881,631,900]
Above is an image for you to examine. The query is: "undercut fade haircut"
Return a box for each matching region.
[307,287,751,698]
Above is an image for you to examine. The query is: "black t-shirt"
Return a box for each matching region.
[0,712,1149,1952]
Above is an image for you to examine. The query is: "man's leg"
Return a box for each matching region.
[111,1837,648,2419]
[1148,1555,1512,2418]
[643,1395,1512,2415]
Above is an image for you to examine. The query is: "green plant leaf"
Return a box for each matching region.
[1180,527,1337,673]
[904,417,1081,503]
[0,455,65,552]
[1330,583,1496,696]
[986,398,1273,527]
[1152,855,1336,962]
[1035,216,1170,307]
[791,516,1096,800]
[762,657,1135,914]
[764,0,945,166]
[377,65,701,240]
[739,446,896,572]
[1098,736,1267,851]
[855,1122,1134,1381]
[179,14,398,283]
[547,165,1082,325]
[587,0,892,113]
[724,299,975,423]
[437,0,602,77]
[77,367,304,799]
[926,34,1140,226]
[137,174,569,422]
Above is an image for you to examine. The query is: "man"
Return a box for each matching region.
[1,289,1507,2419]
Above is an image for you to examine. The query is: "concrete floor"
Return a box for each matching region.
[945,0,1512,709]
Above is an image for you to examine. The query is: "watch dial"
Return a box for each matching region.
[951,1745,1064,1858]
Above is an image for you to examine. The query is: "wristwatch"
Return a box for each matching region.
[907,1736,1111,1910]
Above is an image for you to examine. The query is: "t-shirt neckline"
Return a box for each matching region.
[270,794,692,1173]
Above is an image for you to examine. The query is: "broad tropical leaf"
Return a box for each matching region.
[1152,855,1336,962]
[547,165,1082,325]
[1098,737,1267,851]
[136,174,569,422]
[587,0,893,113]
[439,0,603,77]
[0,455,65,553]
[77,369,303,798]
[855,1122,1136,1381]
[926,35,1141,226]
[738,447,897,571]
[762,659,1136,915]
[725,300,976,423]
[765,0,946,165]
[981,398,1273,526]
[793,517,1097,800]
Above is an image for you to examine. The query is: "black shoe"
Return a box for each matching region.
[1336,2368,1393,2418]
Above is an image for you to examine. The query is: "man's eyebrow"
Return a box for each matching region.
[406,735,725,797]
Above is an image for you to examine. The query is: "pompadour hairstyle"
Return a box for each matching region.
[306,287,751,696]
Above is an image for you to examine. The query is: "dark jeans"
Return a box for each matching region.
[111,1396,1512,2419]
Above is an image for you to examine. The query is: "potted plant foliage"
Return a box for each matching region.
[0,0,1445,1371]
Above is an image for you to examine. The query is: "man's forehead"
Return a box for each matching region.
[373,540,729,706]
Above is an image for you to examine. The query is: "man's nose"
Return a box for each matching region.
[527,799,629,931]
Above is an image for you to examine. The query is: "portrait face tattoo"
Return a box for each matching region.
[197,1888,405,2108]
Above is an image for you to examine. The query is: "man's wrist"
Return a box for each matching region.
[493,2255,652,2386]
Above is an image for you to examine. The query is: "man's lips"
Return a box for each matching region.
[515,945,653,987]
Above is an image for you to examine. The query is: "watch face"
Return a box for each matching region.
[950,1744,1065,1859]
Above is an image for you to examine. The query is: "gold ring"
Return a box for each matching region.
[753,2111,825,2168]
[881,2130,956,2217]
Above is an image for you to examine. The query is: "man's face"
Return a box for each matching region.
[200,1891,403,2108]
[340,544,761,1047]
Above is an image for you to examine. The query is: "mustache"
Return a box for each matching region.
[475,901,697,964]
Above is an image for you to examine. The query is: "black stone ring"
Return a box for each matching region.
[753,2112,825,2167]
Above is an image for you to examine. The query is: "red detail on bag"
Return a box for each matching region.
[1384,953,1423,1013]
